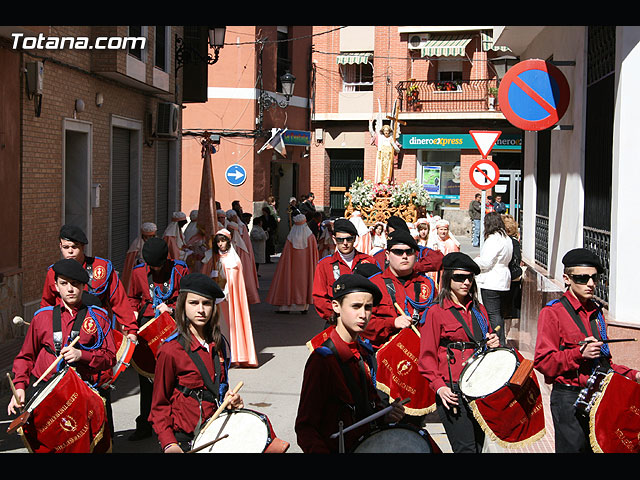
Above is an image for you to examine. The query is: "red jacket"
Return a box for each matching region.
[149,333,229,450]
[418,298,492,393]
[127,260,189,320]
[41,256,138,335]
[533,291,638,387]
[312,250,376,321]
[295,326,383,453]
[12,299,116,390]
[373,246,443,274]
[362,269,437,348]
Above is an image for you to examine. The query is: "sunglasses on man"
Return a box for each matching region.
[334,235,356,244]
[389,247,416,257]
[568,273,600,285]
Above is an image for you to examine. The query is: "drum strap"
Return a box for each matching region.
[448,307,483,345]
[51,305,87,357]
[321,338,375,423]
[141,263,177,319]
[557,296,612,371]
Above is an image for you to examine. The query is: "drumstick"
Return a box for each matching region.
[6,373,23,411]
[200,381,244,435]
[578,338,636,345]
[32,336,80,388]
[330,398,410,439]
[186,434,229,453]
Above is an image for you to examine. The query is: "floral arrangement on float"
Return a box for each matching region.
[344,178,429,226]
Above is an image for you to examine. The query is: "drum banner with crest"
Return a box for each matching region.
[468,350,546,448]
[375,327,436,416]
[588,371,640,453]
[19,368,110,453]
[132,312,177,379]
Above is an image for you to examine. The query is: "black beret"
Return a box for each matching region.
[386,229,419,251]
[180,273,225,300]
[386,216,410,233]
[352,262,382,279]
[142,237,169,267]
[333,218,358,236]
[53,259,90,284]
[332,273,383,306]
[562,248,603,273]
[59,224,88,245]
[442,252,480,275]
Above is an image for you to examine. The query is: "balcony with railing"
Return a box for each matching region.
[395,78,500,114]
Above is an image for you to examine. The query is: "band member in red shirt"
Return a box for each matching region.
[296,274,405,453]
[8,260,116,423]
[360,229,437,348]
[312,218,376,323]
[534,248,640,453]
[127,237,190,441]
[40,225,138,342]
[418,252,500,452]
[149,273,243,453]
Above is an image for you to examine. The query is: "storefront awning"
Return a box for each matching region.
[420,35,473,57]
[336,52,373,65]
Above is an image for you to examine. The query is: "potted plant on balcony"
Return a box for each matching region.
[407,83,420,110]
[488,87,499,110]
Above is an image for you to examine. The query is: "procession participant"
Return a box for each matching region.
[183,210,199,243]
[212,229,258,367]
[312,218,376,323]
[428,219,461,255]
[372,216,444,276]
[317,219,336,258]
[126,237,190,441]
[296,274,405,453]
[349,210,372,255]
[163,211,188,261]
[266,213,319,313]
[415,218,430,247]
[533,248,640,453]
[149,273,244,453]
[225,209,260,305]
[370,221,387,254]
[41,224,138,342]
[362,229,437,348]
[121,222,157,291]
[418,252,500,453]
[9,259,116,432]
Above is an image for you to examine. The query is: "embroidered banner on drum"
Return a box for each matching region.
[132,312,176,379]
[20,368,110,453]
[468,350,546,448]
[589,371,640,453]
[375,327,436,416]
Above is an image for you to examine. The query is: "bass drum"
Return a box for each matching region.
[351,424,437,453]
[458,347,519,400]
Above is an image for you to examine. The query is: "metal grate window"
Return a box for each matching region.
[111,127,131,273]
[583,226,610,306]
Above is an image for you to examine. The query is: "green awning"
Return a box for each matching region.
[420,35,473,57]
[336,52,373,65]
[481,32,512,52]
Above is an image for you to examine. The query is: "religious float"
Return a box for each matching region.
[344,178,430,226]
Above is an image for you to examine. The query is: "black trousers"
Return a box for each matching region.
[435,393,485,453]
[480,288,508,346]
[136,373,153,431]
[550,384,593,453]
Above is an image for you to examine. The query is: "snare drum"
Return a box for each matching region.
[131,312,176,379]
[191,408,288,453]
[19,368,111,453]
[97,330,135,389]
[458,347,519,400]
[351,424,437,453]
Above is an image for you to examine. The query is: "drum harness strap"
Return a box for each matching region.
[382,275,436,326]
[321,337,377,429]
[174,333,230,442]
[138,262,183,322]
[331,257,367,281]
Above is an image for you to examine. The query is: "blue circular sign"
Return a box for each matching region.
[225,164,247,187]
[498,59,570,131]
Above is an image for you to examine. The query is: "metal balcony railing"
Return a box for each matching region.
[396,79,499,113]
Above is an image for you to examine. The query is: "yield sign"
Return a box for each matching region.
[469,130,502,158]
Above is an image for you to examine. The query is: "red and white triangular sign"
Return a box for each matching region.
[469,130,502,158]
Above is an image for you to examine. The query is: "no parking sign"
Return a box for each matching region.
[498,59,570,131]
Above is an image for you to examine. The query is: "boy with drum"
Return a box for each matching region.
[127,237,190,441]
[296,274,406,453]
[534,248,640,453]
[8,259,116,419]
[418,252,500,453]
[149,273,244,453]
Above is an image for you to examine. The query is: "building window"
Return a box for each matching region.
[419,150,460,207]
[277,26,292,94]
[340,60,374,92]
[155,26,169,72]
[128,26,146,61]
[437,60,463,91]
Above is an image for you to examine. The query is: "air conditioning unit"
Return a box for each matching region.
[156,102,179,138]
[408,34,430,50]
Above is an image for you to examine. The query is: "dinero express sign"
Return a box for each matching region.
[400,133,521,151]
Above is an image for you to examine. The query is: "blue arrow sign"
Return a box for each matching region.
[225,164,247,187]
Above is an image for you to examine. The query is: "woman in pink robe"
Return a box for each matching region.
[212,229,258,367]
[266,214,319,313]
[121,222,157,291]
[225,210,260,305]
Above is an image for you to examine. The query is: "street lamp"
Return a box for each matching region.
[176,26,227,71]
[490,55,519,83]
[207,26,226,63]
[260,71,296,109]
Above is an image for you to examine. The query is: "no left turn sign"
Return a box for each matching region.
[469,159,500,190]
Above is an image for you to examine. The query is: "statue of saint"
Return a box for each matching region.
[369,115,401,185]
